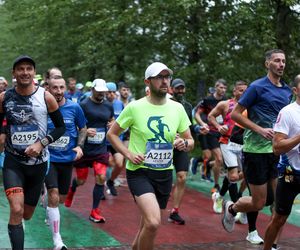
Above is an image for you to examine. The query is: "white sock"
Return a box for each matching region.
[46,206,61,243]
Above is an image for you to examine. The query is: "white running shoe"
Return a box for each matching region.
[235,212,248,224]
[221,200,235,232]
[113,177,123,187]
[212,192,223,214]
[246,230,264,245]
[54,239,67,250]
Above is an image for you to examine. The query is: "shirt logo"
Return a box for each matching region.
[147,116,170,143]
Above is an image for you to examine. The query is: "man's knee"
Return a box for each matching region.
[23,204,35,220]
[95,174,106,184]
[253,199,266,211]
[76,178,86,186]
[228,170,239,183]
[176,172,187,184]
[273,214,288,228]
[144,217,161,232]
[47,189,60,207]
[11,203,24,219]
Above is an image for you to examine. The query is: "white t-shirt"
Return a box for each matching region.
[274,101,300,171]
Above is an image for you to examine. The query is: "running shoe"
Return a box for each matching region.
[54,239,67,250]
[205,169,213,182]
[114,178,122,187]
[212,192,223,214]
[246,230,264,245]
[235,212,248,224]
[168,211,185,225]
[64,188,75,208]
[222,200,235,233]
[106,179,118,196]
[89,208,105,223]
[189,157,198,175]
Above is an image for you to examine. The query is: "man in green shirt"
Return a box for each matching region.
[107,62,194,250]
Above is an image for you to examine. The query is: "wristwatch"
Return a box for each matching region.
[184,139,188,148]
[40,137,49,148]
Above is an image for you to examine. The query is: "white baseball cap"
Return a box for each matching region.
[145,62,173,79]
[92,79,108,92]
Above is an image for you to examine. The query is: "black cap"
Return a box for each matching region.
[171,78,185,88]
[13,55,35,69]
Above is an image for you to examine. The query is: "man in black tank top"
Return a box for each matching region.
[0,55,65,250]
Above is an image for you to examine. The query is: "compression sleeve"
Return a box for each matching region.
[46,109,66,144]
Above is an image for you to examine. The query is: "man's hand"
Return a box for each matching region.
[258,127,274,140]
[200,123,210,135]
[25,141,43,157]
[218,125,229,135]
[173,137,187,151]
[87,128,97,137]
[128,152,145,165]
[73,146,83,161]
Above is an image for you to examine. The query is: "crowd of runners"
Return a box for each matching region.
[0,49,299,250]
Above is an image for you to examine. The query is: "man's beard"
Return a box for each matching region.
[173,93,184,101]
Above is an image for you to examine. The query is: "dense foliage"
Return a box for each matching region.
[0,0,299,104]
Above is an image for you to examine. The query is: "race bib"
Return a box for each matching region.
[144,142,173,169]
[49,135,70,150]
[11,124,39,149]
[87,128,105,144]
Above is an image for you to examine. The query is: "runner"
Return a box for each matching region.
[45,76,87,250]
[64,78,114,223]
[168,78,193,225]
[107,62,194,250]
[208,81,247,214]
[64,77,82,103]
[0,55,65,249]
[263,75,300,250]
[105,82,125,196]
[194,79,227,195]
[222,49,292,250]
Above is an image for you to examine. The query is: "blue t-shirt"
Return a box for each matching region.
[238,76,292,153]
[80,97,114,156]
[64,90,83,103]
[79,91,91,102]
[107,98,124,145]
[112,99,124,119]
[48,99,86,162]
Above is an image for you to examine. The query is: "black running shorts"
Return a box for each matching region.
[242,152,279,185]
[206,132,221,150]
[126,168,173,209]
[275,177,300,216]
[3,153,47,206]
[45,162,73,195]
[173,149,189,173]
